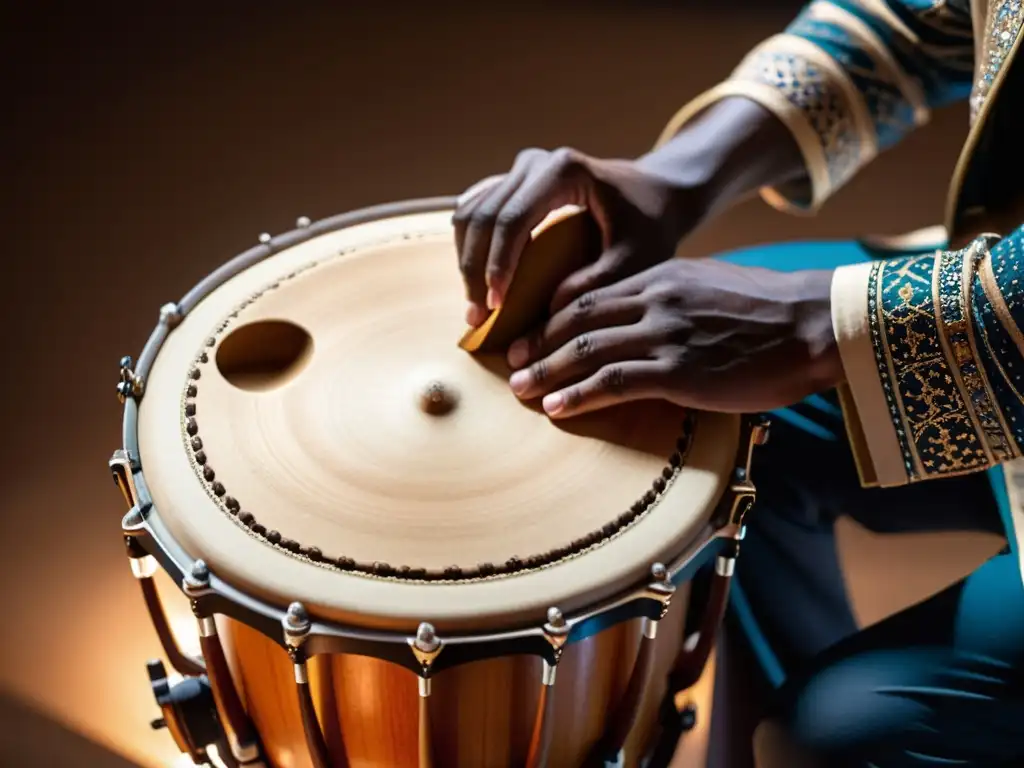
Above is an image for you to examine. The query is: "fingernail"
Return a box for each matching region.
[509,370,530,395]
[507,338,530,368]
[466,303,488,327]
[542,392,564,415]
[486,287,500,310]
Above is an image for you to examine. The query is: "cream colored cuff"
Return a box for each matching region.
[831,262,910,487]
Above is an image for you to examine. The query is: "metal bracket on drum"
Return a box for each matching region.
[408,622,444,768]
[283,602,335,768]
[588,564,676,767]
[116,356,146,404]
[109,448,140,508]
[179,561,267,768]
[522,607,570,768]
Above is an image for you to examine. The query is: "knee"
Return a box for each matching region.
[780,652,928,758]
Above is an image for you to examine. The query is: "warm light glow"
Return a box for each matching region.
[167,611,203,660]
[155,569,204,660]
[173,755,199,768]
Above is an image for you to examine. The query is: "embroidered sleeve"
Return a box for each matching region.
[655,0,975,213]
[832,225,1024,487]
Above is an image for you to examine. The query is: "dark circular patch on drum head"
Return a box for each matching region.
[215,319,313,392]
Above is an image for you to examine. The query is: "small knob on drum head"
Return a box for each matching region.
[419,381,458,417]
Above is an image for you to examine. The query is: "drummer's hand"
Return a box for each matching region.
[453,147,705,327]
[504,258,844,416]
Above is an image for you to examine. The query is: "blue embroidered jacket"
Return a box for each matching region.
[657,0,1024,552]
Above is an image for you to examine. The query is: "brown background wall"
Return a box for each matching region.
[1,2,969,765]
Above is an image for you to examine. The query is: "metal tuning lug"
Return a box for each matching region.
[409,622,443,768]
[283,603,333,768]
[409,622,444,686]
[159,301,183,329]
[525,607,570,768]
[541,606,570,671]
[109,448,140,508]
[117,355,145,404]
[645,561,676,620]
[296,216,311,228]
[588,564,671,766]
[183,559,212,598]
[717,414,768,530]
[180,560,264,767]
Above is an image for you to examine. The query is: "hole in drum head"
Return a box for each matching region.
[215,319,313,391]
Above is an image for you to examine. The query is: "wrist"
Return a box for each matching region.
[793,269,844,391]
[636,96,807,228]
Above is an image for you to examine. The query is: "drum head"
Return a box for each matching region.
[137,205,738,632]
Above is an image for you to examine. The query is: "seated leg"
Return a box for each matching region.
[771,552,1024,767]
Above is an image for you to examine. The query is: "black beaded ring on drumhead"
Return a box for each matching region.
[179,244,696,583]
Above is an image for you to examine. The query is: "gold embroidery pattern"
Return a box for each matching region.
[974,227,1024,447]
[935,239,1017,462]
[734,44,865,190]
[787,8,918,148]
[868,250,990,479]
[970,0,1024,121]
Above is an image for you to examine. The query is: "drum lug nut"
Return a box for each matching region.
[283,601,312,648]
[159,302,182,328]
[409,621,444,676]
[117,356,145,403]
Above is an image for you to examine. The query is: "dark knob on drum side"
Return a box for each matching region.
[146,659,229,767]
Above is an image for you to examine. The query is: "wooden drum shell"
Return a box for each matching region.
[219,586,690,768]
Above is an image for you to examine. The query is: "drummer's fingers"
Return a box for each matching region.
[453,175,502,260]
[508,326,644,401]
[550,243,637,314]
[540,361,672,418]
[453,166,531,316]
[507,293,643,369]
[456,174,505,210]
[486,148,591,308]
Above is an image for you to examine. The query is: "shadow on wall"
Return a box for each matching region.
[0,691,140,768]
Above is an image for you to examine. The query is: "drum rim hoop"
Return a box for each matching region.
[114,196,754,673]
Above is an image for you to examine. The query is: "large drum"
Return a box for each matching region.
[109,198,765,768]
